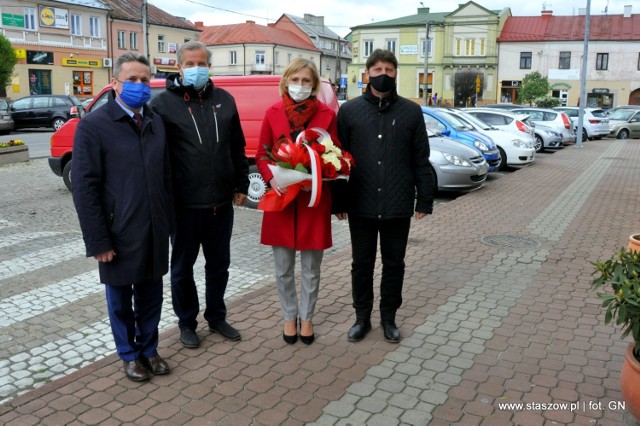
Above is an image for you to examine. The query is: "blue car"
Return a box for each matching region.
[422,107,501,172]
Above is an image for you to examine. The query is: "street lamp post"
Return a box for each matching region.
[421,3,430,106]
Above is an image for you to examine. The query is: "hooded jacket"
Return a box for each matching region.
[150,74,249,208]
[336,85,434,219]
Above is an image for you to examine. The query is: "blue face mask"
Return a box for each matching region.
[118,81,151,109]
[182,66,210,89]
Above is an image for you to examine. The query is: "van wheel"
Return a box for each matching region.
[52,117,66,131]
[246,168,266,209]
[62,160,72,191]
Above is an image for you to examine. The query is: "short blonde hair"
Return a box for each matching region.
[279,58,320,97]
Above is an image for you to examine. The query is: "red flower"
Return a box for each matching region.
[339,158,351,176]
[322,162,338,179]
[311,142,326,155]
[303,129,321,143]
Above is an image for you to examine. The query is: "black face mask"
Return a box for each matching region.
[369,74,396,93]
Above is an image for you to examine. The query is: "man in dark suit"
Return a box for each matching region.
[72,53,173,382]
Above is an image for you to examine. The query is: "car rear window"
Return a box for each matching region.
[69,96,82,105]
[52,97,68,107]
[591,110,607,117]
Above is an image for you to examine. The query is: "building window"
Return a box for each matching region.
[230,51,237,65]
[520,52,532,69]
[364,40,373,57]
[117,31,126,49]
[70,14,81,36]
[480,39,485,56]
[421,39,432,57]
[24,7,37,31]
[330,42,336,50]
[89,17,100,37]
[73,71,93,97]
[596,53,608,70]
[456,39,461,56]
[288,53,292,63]
[158,35,165,53]
[559,52,571,69]
[386,39,396,54]
[255,51,265,65]
[130,32,138,50]
[638,53,640,70]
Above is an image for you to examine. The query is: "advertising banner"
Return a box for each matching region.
[39,5,69,29]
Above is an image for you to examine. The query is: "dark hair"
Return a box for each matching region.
[113,53,150,78]
[366,49,398,70]
[177,40,211,66]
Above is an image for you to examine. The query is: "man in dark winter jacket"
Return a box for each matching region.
[150,41,249,349]
[336,49,434,344]
[72,53,173,382]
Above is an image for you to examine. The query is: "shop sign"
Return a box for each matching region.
[62,58,102,68]
[400,45,418,55]
[13,49,27,59]
[153,57,176,66]
[27,51,54,65]
[592,88,609,94]
[38,5,69,29]
[551,82,572,89]
[2,13,25,28]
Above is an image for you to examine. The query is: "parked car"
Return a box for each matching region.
[10,94,83,131]
[606,105,640,116]
[445,108,535,170]
[481,103,519,110]
[48,76,339,203]
[0,98,14,135]
[421,107,501,172]
[607,108,640,139]
[464,108,563,153]
[510,107,575,144]
[554,107,609,140]
[427,128,488,192]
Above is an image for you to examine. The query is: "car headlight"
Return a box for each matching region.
[542,129,561,137]
[473,140,489,151]
[510,139,528,148]
[443,152,472,167]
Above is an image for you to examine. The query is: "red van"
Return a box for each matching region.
[48,75,339,205]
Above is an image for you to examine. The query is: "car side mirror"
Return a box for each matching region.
[441,129,451,136]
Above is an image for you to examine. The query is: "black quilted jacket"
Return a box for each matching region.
[335,87,434,219]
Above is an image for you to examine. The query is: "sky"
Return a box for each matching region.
[149,0,633,37]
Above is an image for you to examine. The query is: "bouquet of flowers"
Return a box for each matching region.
[258,128,354,212]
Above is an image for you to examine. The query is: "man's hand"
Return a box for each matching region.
[233,193,247,206]
[94,250,116,263]
[415,212,429,220]
[335,213,347,221]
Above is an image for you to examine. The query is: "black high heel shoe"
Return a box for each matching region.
[283,320,297,344]
[300,320,314,345]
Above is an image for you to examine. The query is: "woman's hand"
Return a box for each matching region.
[270,178,287,196]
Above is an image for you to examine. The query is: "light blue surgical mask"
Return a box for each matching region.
[182,66,210,89]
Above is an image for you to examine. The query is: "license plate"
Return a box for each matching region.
[1,115,9,119]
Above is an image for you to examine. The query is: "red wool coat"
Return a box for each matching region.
[256,99,338,250]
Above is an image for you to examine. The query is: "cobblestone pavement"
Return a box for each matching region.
[1,140,639,425]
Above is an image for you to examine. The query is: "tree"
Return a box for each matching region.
[0,34,17,98]
[535,96,562,108]
[519,71,550,106]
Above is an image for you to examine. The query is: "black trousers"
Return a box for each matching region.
[348,215,411,322]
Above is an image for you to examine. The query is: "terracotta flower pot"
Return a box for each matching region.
[629,234,640,254]
[620,343,640,422]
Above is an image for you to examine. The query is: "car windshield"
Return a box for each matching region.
[0,99,7,111]
[608,110,635,121]
[437,111,471,130]
[454,112,491,130]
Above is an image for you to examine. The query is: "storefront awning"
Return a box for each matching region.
[155,67,178,73]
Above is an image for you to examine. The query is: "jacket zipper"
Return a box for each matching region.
[187,106,203,144]
[212,106,220,143]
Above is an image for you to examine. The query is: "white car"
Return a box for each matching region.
[444,108,535,170]
[510,107,575,144]
[554,107,610,141]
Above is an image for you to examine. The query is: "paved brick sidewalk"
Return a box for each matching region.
[1,138,639,425]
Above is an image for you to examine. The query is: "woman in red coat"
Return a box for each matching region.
[256,58,338,345]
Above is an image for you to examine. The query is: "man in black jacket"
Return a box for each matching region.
[150,41,249,349]
[336,49,434,343]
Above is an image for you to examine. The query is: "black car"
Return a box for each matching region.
[10,95,83,131]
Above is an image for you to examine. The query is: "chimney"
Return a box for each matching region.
[246,20,255,24]
[624,5,632,18]
[267,23,275,27]
[194,21,204,29]
[541,10,553,17]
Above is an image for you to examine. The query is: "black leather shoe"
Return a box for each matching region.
[141,355,170,375]
[180,329,200,348]
[209,320,241,341]
[123,359,151,382]
[381,321,401,343]
[347,320,372,342]
[282,332,298,344]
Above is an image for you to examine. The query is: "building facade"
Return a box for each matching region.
[2,0,110,100]
[497,6,640,108]
[197,21,320,77]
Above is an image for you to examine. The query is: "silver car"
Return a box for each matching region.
[554,107,610,140]
[607,108,640,139]
[0,98,14,135]
[428,129,488,192]
[510,107,575,144]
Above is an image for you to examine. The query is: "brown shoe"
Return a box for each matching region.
[141,355,170,375]
[123,359,151,382]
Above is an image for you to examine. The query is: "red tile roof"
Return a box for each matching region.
[199,21,317,51]
[102,0,199,31]
[498,13,640,42]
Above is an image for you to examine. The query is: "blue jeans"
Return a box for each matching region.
[105,279,163,362]
[170,205,234,331]
[348,216,411,322]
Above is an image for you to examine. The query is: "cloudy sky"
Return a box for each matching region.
[149,0,632,37]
